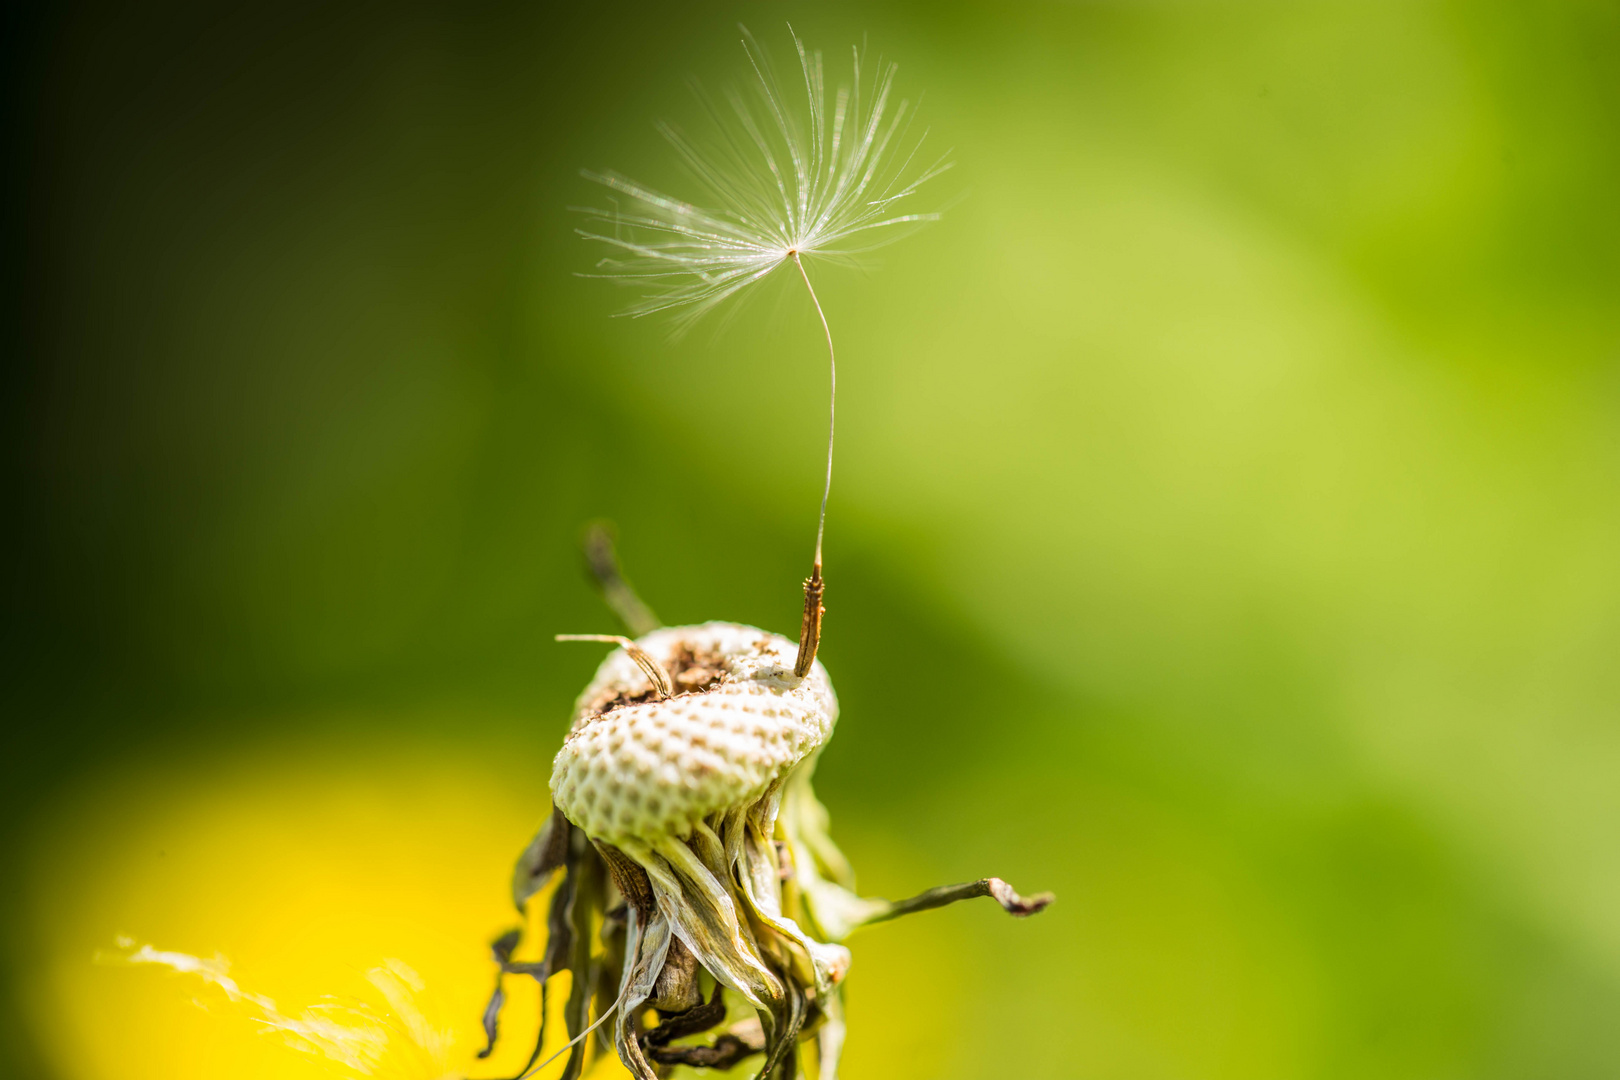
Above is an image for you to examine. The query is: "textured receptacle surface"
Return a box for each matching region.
[550,622,837,843]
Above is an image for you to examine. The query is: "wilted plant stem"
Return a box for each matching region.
[792,251,833,678]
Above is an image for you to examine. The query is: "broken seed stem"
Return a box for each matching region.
[794,563,824,679]
[556,634,672,699]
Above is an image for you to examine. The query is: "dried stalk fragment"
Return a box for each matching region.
[583,522,662,637]
[862,877,1055,925]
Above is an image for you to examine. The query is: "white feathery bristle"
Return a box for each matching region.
[576,26,951,330]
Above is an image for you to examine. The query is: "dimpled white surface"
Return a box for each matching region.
[550,622,838,843]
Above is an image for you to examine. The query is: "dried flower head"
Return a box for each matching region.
[478,551,1050,1080]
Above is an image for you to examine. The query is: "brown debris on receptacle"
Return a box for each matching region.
[576,638,731,725]
[667,641,728,695]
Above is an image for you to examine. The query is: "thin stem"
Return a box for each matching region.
[791,251,835,570]
[515,978,630,1080]
[791,250,833,678]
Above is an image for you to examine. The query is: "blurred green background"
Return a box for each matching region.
[6,1,1620,1077]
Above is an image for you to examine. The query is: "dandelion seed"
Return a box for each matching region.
[577,24,953,678]
[576,25,951,331]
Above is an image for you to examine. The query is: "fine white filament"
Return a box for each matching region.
[576,26,950,576]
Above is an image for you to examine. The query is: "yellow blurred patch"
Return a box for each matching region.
[18,734,629,1080]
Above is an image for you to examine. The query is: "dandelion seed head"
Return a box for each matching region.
[550,622,835,844]
[576,25,951,331]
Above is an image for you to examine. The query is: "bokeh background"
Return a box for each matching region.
[7,1,1620,1077]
